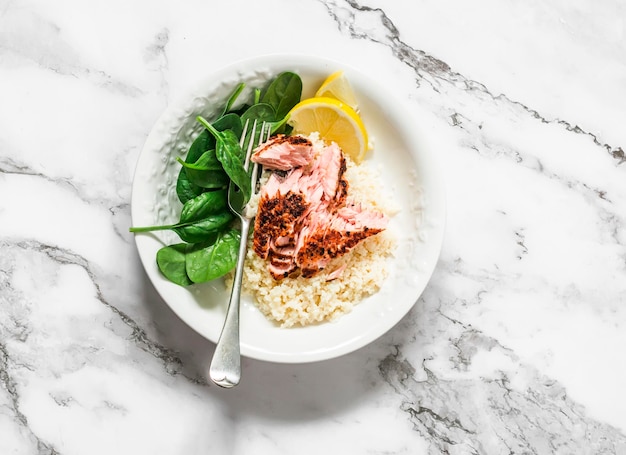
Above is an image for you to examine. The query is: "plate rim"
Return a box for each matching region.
[131,52,447,363]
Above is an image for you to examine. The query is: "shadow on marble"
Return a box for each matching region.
[136,269,398,421]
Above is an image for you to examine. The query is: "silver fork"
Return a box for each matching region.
[209,119,268,388]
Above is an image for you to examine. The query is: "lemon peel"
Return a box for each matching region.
[314,71,359,111]
[287,96,368,163]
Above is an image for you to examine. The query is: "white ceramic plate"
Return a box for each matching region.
[131,54,446,363]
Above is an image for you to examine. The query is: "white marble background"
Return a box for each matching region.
[1,0,625,454]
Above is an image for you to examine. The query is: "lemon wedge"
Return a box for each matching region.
[314,71,359,111]
[287,97,368,163]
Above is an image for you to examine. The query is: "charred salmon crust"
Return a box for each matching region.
[253,191,308,259]
[296,222,384,277]
[334,156,349,205]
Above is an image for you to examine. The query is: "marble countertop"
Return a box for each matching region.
[1,0,625,453]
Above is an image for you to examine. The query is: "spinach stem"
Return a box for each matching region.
[271,114,290,133]
[129,224,176,233]
[129,219,197,233]
[224,83,245,114]
[197,116,219,138]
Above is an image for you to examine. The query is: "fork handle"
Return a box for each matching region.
[209,216,251,388]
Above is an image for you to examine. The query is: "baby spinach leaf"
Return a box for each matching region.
[185,169,229,189]
[180,189,228,223]
[156,243,193,286]
[185,229,241,283]
[177,130,215,203]
[197,116,251,200]
[215,129,251,197]
[213,113,243,138]
[187,129,214,164]
[177,151,229,189]
[176,168,204,204]
[240,103,277,148]
[221,83,245,117]
[185,113,242,165]
[229,103,251,117]
[173,211,234,243]
[177,115,244,196]
[241,103,276,125]
[261,72,302,119]
[178,150,222,171]
[129,210,233,243]
[267,113,291,135]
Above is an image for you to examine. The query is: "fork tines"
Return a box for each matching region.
[240,120,270,196]
[240,120,270,172]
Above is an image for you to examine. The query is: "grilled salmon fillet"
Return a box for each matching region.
[252,135,388,280]
[251,134,315,171]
